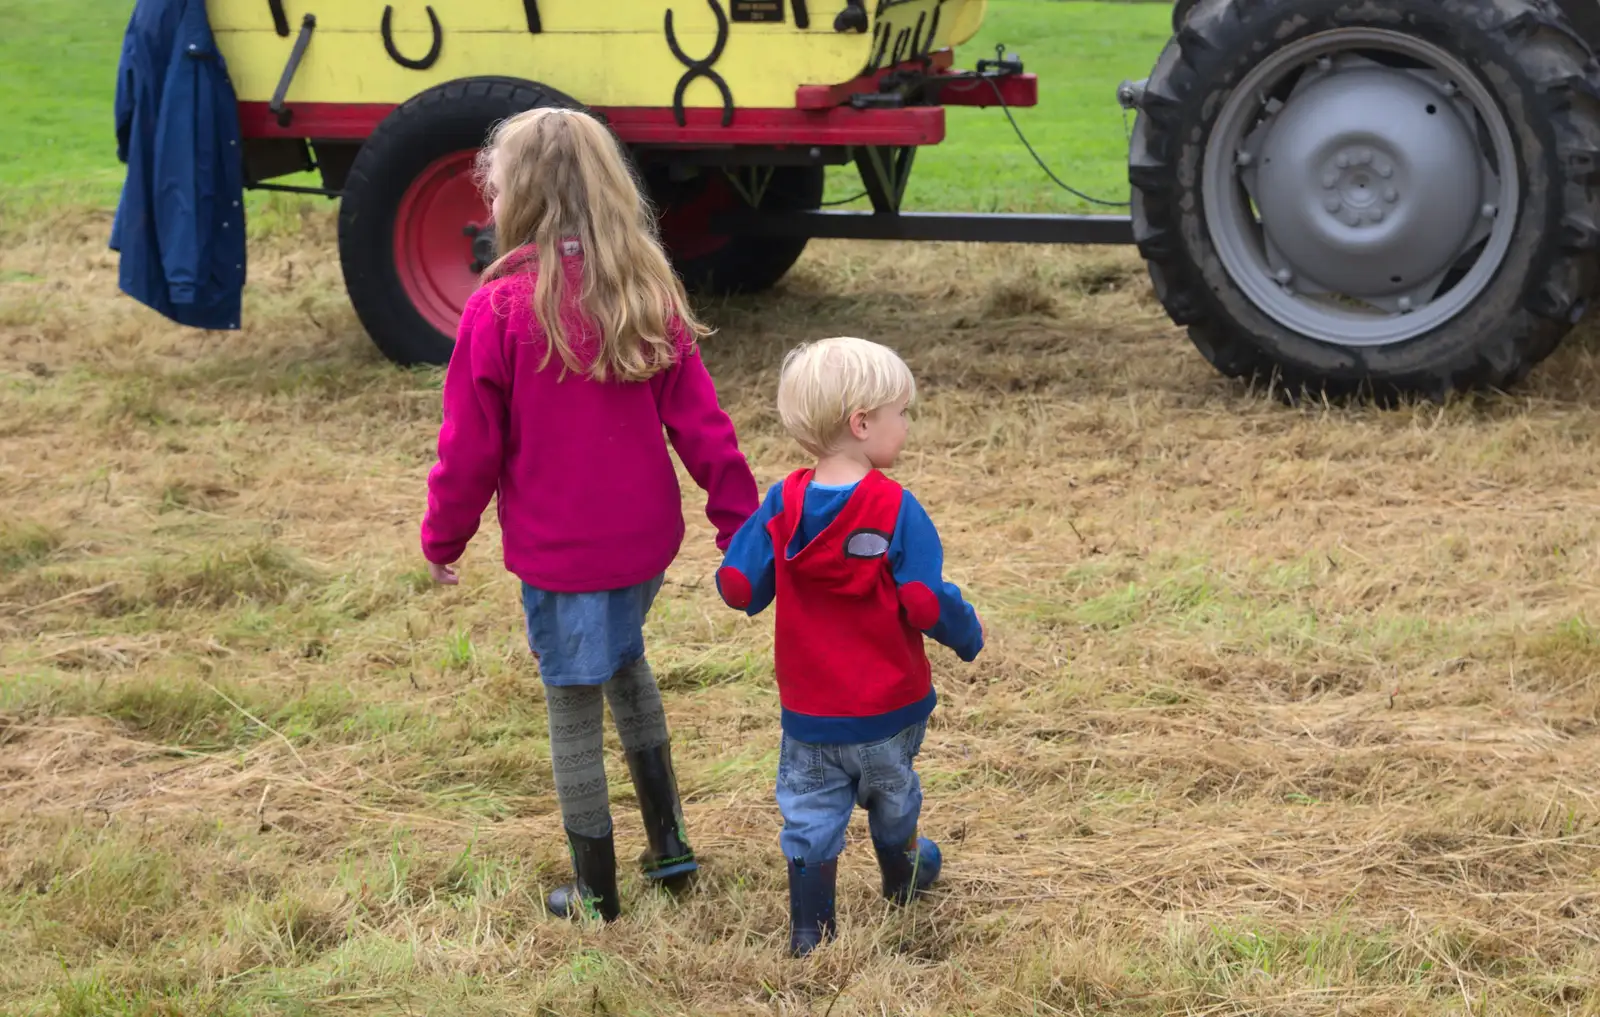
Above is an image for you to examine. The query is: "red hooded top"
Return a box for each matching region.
[717,468,982,743]
[767,468,937,722]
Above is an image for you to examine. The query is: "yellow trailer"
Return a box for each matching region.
[218,0,1024,364]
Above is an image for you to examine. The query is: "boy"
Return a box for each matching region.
[715,336,985,956]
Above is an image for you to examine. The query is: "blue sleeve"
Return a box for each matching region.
[889,491,984,661]
[716,482,783,617]
[153,38,202,305]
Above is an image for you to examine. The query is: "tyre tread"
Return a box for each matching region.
[1130,0,1600,398]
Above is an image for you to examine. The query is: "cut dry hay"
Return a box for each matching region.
[3,206,1600,1016]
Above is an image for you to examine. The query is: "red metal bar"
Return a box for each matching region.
[238,101,388,139]
[794,49,955,110]
[237,101,945,147]
[794,58,1036,111]
[601,106,945,146]
[930,71,1037,108]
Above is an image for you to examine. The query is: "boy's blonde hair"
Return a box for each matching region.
[777,336,917,456]
[474,106,710,383]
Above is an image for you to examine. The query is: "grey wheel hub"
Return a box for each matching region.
[1204,30,1518,347]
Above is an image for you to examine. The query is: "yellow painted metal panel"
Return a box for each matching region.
[210,0,984,109]
[947,0,986,46]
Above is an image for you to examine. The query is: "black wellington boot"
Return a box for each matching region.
[622,743,699,891]
[546,826,622,922]
[786,856,838,957]
[872,834,943,905]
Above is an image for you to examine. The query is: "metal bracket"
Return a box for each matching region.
[855,146,916,214]
[268,13,316,128]
[711,209,1135,245]
[834,0,867,33]
[464,224,497,274]
[976,45,1023,77]
[1116,77,1148,111]
[248,180,341,198]
[723,166,775,208]
[268,0,290,37]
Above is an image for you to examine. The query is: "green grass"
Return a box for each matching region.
[0,0,1169,215]
[0,0,135,209]
[828,2,1172,211]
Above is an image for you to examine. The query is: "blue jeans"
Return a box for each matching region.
[775,719,927,864]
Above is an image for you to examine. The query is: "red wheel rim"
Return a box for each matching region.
[393,151,490,338]
[656,173,741,262]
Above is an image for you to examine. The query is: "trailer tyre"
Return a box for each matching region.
[337,77,582,367]
[1130,0,1600,399]
[646,165,826,296]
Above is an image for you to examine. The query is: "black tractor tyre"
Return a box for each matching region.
[1129,0,1600,401]
[645,164,826,296]
[337,77,584,367]
[1172,0,1200,32]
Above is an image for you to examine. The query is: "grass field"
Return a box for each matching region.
[6,2,1600,1016]
[0,0,1166,215]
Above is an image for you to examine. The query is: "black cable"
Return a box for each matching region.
[818,54,1132,211]
[970,73,1132,208]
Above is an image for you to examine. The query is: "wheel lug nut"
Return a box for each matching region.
[1482,203,1498,218]
[1236,150,1253,167]
[1317,55,1333,72]
[1398,296,1413,311]
[1357,149,1372,165]
[1335,154,1350,169]
[1342,210,1362,227]
[1367,208,1385,223]
[1384,187,1399,203]
[1324,196,1343,213]
[1322,170,1340,188]
[1275,269,1293,284]
[1376,161,1394,178]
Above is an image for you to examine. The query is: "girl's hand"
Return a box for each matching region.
[428,561,460,586]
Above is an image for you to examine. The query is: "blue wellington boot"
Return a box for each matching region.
[872,834,942,905]
[786,856,838,956]
[622,744,699,892]
[546,826,622,922]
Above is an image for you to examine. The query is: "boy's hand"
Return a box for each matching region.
[428,561,459,586]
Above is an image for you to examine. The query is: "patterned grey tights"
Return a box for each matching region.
[543,658,671,837]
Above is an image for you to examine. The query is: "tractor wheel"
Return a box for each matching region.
[1129,0,1600,400]
[337,77,582,367]
[1172,0,1199,32]
[645,165,825,296]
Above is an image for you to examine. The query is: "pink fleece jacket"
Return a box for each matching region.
[419,248,758,593]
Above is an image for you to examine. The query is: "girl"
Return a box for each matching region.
[420,107,759,922]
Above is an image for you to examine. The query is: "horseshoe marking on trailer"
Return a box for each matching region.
[381,5,442,70]
[664,0,735,128]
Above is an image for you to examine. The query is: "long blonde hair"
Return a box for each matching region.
[474,107,710,382]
